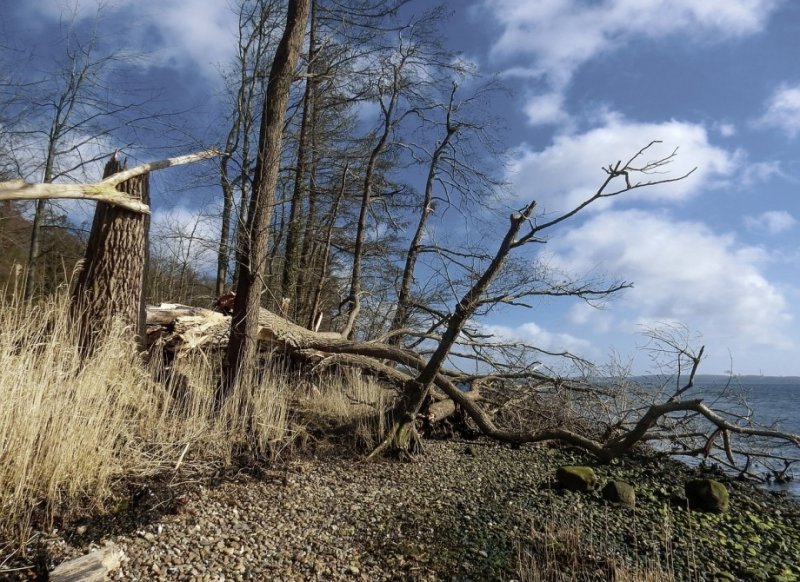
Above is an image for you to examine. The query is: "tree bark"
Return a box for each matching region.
[70,154,150,353]
[281,0,317,317]
[221,0,311,402]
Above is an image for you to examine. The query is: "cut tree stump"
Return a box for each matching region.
[50,544,124,581]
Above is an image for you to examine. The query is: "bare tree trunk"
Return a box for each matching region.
[389,86,458,344]
[281,0,317,317]
[306,163,346,329]
[340,72,400,338]
[372,201,539,457]
[24,199,46,299]
[70,154,150,353]
[216,1,277,297]
[216,124,240,297]
[24,120,59,299]
[221,0,311,402]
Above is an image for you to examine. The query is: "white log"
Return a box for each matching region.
[50,544,124,582]
[0,148,220,214]
[0,180,150,213]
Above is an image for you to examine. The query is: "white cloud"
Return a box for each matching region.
[546,209,792,348]
[523,91,569,126]
[482,0,782,126]
[507,113,735,213]
[756,83,800,138]
[485,0,780,71]
[738,160,784,187]
[482,322,596,359]
[715,122,737,137]
[22,0,238,81]
[745,210,797,234]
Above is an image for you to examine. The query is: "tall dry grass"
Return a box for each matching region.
[293,370,393,450]
[0,293,292,542]
[516,500,676,582]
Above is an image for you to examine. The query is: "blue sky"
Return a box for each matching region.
[4,0,799,376]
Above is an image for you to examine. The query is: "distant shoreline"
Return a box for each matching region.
[634,374,800,386]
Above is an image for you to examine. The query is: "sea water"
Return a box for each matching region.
[691,378,799,497]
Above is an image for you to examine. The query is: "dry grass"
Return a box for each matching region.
[516,502,675,582]
[292,370,394,450]
[0,291,396,545]
[0,293,292,543]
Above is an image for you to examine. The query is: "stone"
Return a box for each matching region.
[685,479,729,513]
[602,480,636,505]
[556,466,597,492]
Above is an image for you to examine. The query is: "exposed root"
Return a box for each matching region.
[367,416,424,461]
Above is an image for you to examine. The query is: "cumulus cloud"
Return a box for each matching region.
[523,91,569,125]
[485,0,780,72]
[745,210,797,234]
[756,83,800,138]
[507,113,735,213]
[482,322,596,359]
[481,0,782,125]
[546,210,792,347]
[21,0,238,81]
[714,122,737,137]
[738,160,785,188]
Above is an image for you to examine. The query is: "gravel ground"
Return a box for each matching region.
[2,440,798,581]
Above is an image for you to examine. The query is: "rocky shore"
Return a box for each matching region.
[2,440,798,581]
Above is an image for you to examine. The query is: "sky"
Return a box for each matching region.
[3,0,799,376]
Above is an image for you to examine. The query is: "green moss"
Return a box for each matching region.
[556,466,597,492]
[601,480,636,505]
[685,479,729,513]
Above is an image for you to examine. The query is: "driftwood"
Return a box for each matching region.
[146,303,343,353]
[429,389,482,424]
[50,544,123,582]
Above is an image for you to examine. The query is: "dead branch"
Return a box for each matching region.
[0,149,219,213]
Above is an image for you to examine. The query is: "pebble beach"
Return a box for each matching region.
[3,440,799,581]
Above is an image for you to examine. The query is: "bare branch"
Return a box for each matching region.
[0,149,220,213]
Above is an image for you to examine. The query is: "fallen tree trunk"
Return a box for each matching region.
[144,304,800,466]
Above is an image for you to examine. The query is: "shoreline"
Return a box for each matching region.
[2,440,798,581]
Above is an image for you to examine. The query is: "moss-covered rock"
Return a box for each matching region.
[602,480,636,505]
[685,479,729,513]
[556,466,597,492]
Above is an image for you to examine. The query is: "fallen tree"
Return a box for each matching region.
[145,301,800,474]
[142,142,799,474]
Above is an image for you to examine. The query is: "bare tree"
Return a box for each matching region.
[387,79,506,346]
[0,149,219,326]
[221,0,311,402]
[216,0,282,298]
[6,9,162,299]
[338,9,462,338]
[280,0,319,311]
